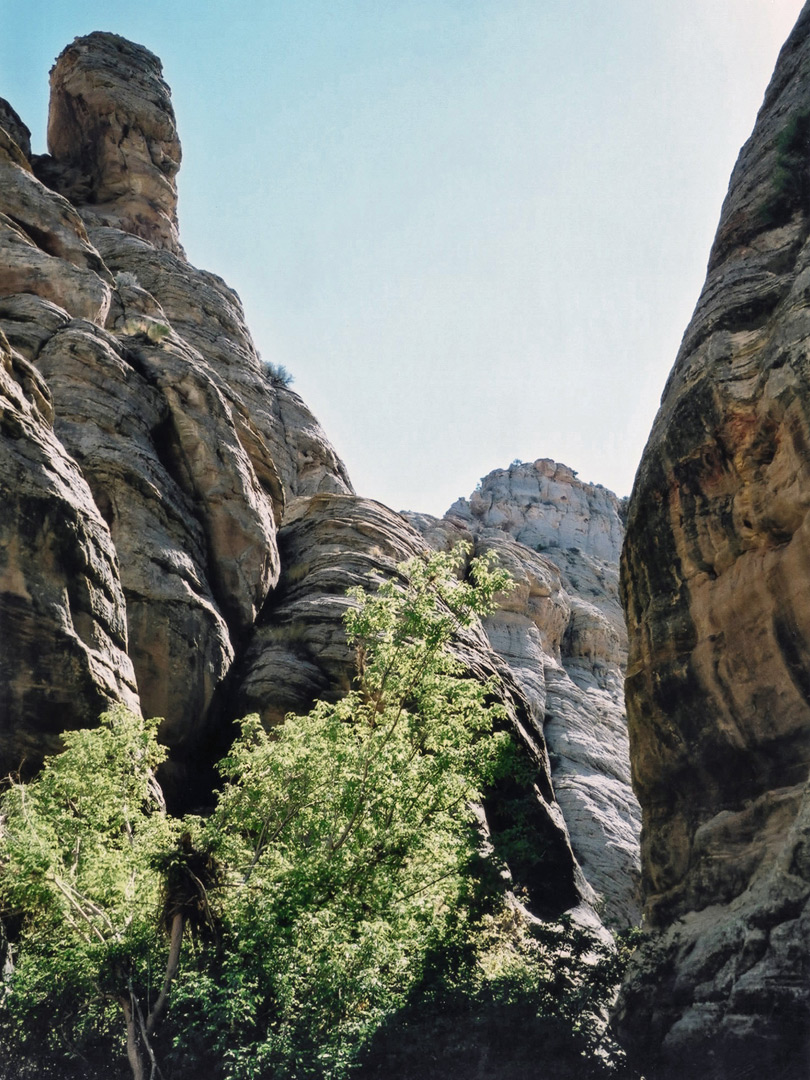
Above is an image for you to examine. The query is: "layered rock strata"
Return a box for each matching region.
[424,459,641,927]
[0,322,139,769]
[618,4,810,1076]
[0,33,350,788]
[0,32,608,934]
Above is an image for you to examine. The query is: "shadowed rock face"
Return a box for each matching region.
[0,325,140,770]
[618,4,810,1075]
[0,108,112,323]
[0,99,31,160]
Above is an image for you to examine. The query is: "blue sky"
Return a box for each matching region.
[1,1,804,513]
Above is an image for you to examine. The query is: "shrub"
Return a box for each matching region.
[261,359,294,386]
[114,270,141,289]
[759,108,810,226]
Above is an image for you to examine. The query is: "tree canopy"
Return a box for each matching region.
[0,544,632,1079]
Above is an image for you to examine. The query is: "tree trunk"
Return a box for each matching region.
[117,913,184,1080]
[147,910,185,1035]
[120,995,147,1080]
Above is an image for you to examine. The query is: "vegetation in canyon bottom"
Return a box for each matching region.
[0,546,635,1079]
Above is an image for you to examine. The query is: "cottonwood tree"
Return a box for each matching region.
[0,710,186,1079]
[0,546,516,1079]
[169,544,516,1077]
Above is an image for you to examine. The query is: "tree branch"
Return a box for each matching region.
[146,911,184,1037]
[119,993,146,1080]
[131,978,164,1080]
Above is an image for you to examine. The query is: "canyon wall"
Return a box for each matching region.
[410,459,640,927]
[0,33,637,935]
[0,34,350,797]
[618,4,810,1076]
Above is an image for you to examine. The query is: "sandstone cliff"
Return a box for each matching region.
[435,459,640,927]
[0,32,621,940]
[0,32,351,793]
[618,4,810,1076]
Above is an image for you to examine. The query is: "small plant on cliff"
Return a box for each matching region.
[759,107,810,226]
[260,358,294,386]
[114,269,142,290]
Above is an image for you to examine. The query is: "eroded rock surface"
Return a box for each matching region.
[0,99,31,161]
[41,33,183,253]
[0,33,350,788]
[415,458,641,927]
[0,118,111,323]
[618,4,810,1075]
[0,326,139,771]
[448,458,625,564]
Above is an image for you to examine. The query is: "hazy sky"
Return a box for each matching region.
[1,1,805,513]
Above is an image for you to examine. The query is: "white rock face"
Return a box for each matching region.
[448,458,625,564]
[445,459,640,926]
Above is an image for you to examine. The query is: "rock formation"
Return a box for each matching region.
[42,34,183,252]
[0,32,351,796]
[0,322,140,769]
[13,14,810,1076]
[618,4,810,1076]
[0,31,630,940]
[429,459,641,927]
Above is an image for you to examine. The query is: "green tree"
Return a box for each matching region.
[170,544,515,1077]
[0,546,638,1079]
[0,545,516,1079]
[0,709,186,1079]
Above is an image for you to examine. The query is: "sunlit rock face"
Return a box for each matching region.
[449,458,625,564]
[409,458,642,928]
[618,4,810,1075]
[0,33,597,929]
[42,33,183,253]
[0,33,350,787]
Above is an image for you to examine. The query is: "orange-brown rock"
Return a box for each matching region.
[618,4,810,1075]
[41,33,183,252]
[0,326,139,770]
